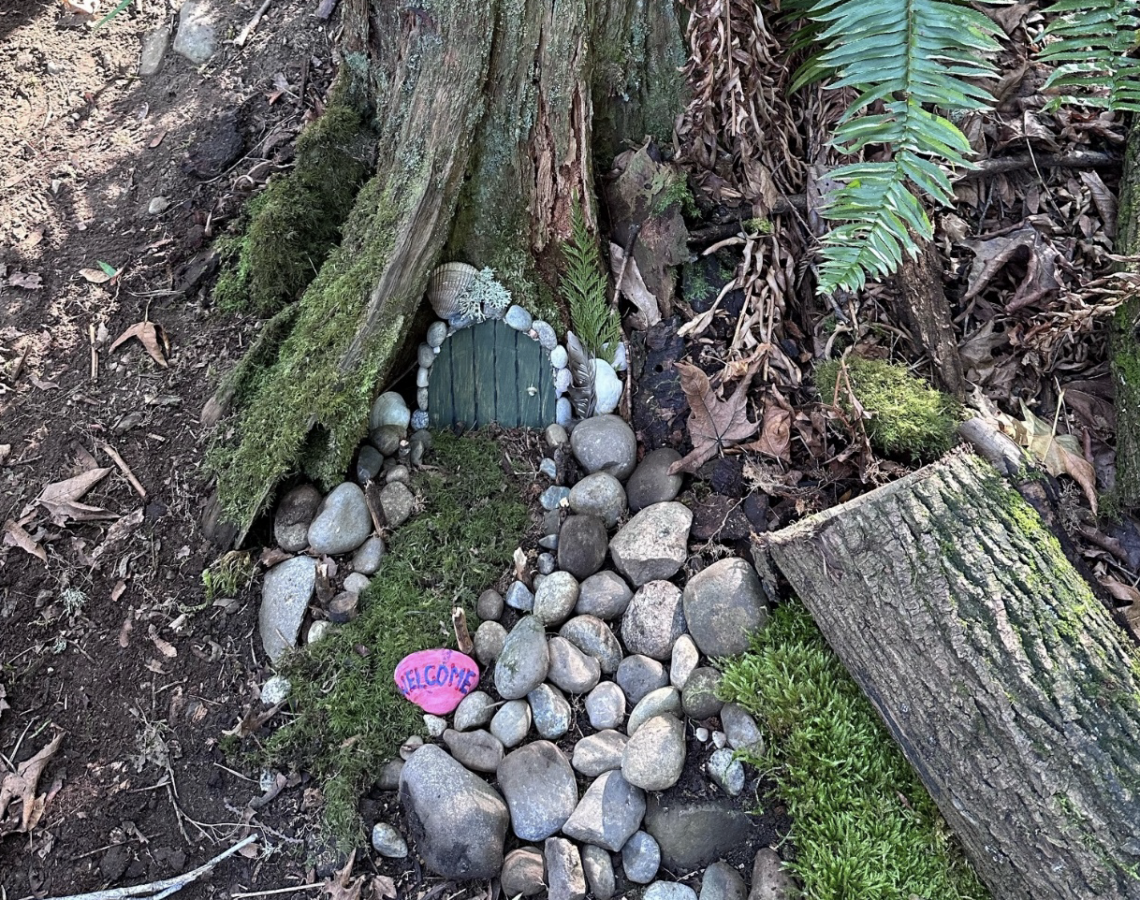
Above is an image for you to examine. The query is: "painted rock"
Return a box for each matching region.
[395,649,480,714]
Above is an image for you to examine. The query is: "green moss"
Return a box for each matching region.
[201,550,255,601]
[209,157,428,526]
[261,433,528,850]
[720,602,988,900]
[816,356,961,461]
[213,78,374,315]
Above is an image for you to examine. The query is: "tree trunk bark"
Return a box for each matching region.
[1111,118,1140,506]
[759,451,1140,900]
[893,242,966,399]
[211,0,685,536]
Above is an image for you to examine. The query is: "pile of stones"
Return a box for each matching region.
[370,414,799,900]
[258,392,430,665]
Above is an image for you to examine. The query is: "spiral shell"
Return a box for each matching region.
[427,262,478,319]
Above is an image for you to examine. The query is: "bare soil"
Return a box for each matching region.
[0,2,343,896]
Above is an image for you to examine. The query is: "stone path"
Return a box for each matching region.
[258,394,798,899]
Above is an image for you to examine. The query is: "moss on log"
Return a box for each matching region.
[763,451,1140,899]
[1112,118,1140,507]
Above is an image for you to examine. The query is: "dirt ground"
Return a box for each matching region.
[0,1,349,896]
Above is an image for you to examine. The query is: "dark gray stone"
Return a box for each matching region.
[569,473,627,528]
[501,848,545,897]
[307,483,372,555]
[700,863,747,900]
[495,616,550,700]
[570,415,637,481]
[497,741,578,841]
[378,481,414,528]
[352,536,385,575]
[558,515,609,579]
[627,448,684,513]
[683,558,769,658]
[622,581,687,661]
[474,620,508,666]
[528,684,571,739]
[609,502,692,587]
[454,691,495,731]
[442,728,504,773]
[559,615,623,674]
[356,445,384,484]
[621,831,661,884]
[273,484,322,552]
[616,655,669,705]
[571,729,628,777]
[627,687,682,736]
[505,580,535,612]
[533,572,579,625]
[544,837,586,900]
[644,797,754,870]
[547,636,602,694]
[750,849,799,900]
[561,770,646,851]
[399,745,508,879]
[260,556,317,662]
[585,681,625,730]
[721,703,764,753]
[581,845,616,900]
[477,588,504,621]
[371,424,405,456]
[576,570,632,619]
[682,667,724,719]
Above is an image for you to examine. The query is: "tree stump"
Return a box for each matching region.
[760,451,1140,900]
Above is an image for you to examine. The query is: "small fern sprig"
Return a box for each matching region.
[1038,0,1140,111]
[561,200,621,364]
[793,0,1002,295]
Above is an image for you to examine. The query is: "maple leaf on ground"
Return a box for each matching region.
[110,320,169,368]
[3,519,46,562]
[669,360,761,475]
[0,731,64,835]
[323,851,364,900]
[34,467,118,526]
[743,398,792,462]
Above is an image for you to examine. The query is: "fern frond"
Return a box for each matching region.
[799,0,1002,295]
[1039,0,1140,111]
[561,201,621,364]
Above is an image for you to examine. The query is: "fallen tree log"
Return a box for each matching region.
[759,451,1140,900]
[1112,118,1140,506]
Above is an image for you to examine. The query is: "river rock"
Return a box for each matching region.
[503,844,547,894]
[370,392,411,430]
[707,748,745,797]
[683,558,769,657]
[593,359,623,415]
[474,620,508,666]
[562,769,646,851]
[627,448,685,513]
[644,797,755,870]
[378,482,414,528]
[399,745,508,879]
[497,741,578,840]
[501,848,545,897]
[541,485,571,510]
[505,305,533,331]
[622,715,686,791]
[581,845,616,900]
[682,667,724,719]
[569,473,627,528]
[172,0,217,64]
[442,728,504,773]
[261,675,291,705]
[260,556,317,661]
[721,703,764,753]
[559,615,623,674]
[586,681,626,730]
[670,635,700,689]
[454,691,495,731]
[378,758,404,790]
[576,570,632,619]
[616,654,669,705]
[534,572,579,625]
[371,822,408,858]
[528,684,571,739]
[505,580,535,612]
[571,729,628,777]
[570,415,637,480]
[645,884,698,900]
[700,862,748,900]
[352,536,385,574]
[273,484,322,552]
[750,849,799,900]
[558,515,609,579]
[627,687,682,736]
[307,483,372,555]
[138,24,171,76]
[622,581,687,660]
[491,699,532,748]
[343,573,370,595]
[545,837,586,900]
[610,503,692,587]
[477,588,504,621]
[356,445,384,484]
[371,424,404,456]
[547,636,602,694]
[495,616,549,700]
[622,831,661,884]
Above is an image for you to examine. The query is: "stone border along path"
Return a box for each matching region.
[259,396,799,900]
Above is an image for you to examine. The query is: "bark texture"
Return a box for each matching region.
[762,451,1140,900]
[1111,118,1140,506]
[893,242,966,399]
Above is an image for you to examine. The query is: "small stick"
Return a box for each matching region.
[10,343,30,381]
[234,0,274,47]
[98,441,146,498]
[44,834,258,900]
[231,885,323,899]
[452,607,473,655]
[89,323,98,381]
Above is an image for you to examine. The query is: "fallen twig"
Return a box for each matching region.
[235,0,273,47]
[231,885,323,899]
[44,834,257,900]
[98,442,146,498]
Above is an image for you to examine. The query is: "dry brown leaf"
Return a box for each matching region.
[36,467,117,526]
[7,272,43,290]
[961,226,1063,311]
[110,321,169,368]
[323,851,364,900]
[670,361,761,475]
[148,626,177,658]
[608,242,661,328]
[79,268,114,284]
[369,876,397,900]
[3,519,46,562]
[0,731,64,835]
[743,402,792,461]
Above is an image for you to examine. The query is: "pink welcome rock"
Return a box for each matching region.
[394,649,480,714]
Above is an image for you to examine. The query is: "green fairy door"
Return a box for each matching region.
[428,319,557,429]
